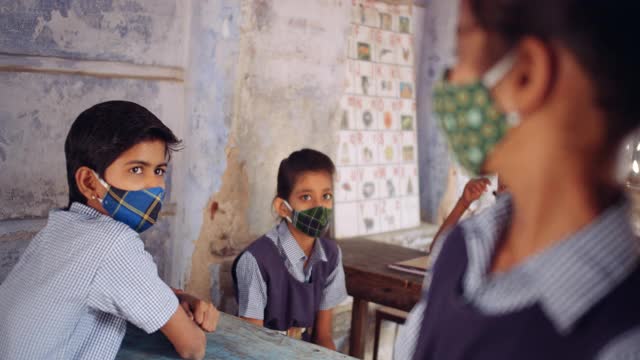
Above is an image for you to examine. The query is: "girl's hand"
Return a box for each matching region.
[460,178,491,208]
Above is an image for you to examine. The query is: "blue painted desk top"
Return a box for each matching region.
[117,312,355,360]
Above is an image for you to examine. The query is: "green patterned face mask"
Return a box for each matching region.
[433,53,519,176]
[283,201,332,238]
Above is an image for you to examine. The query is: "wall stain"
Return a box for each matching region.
[253,0,273,31]
[186,146,252,305]
[0,0,181,66]
[0,116,8,162]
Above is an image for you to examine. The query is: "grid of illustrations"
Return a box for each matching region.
[334,0,420,238]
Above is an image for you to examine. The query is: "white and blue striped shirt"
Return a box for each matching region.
[235,221,348,319]
[395,194,640,359]
[0,203,178,360]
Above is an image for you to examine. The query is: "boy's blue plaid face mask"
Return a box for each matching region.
[94,172,165,233]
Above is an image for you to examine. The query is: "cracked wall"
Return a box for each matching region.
[0,0,189,282]
[1,2,438,311]
[0,0,185,66]
[185,0,351,306]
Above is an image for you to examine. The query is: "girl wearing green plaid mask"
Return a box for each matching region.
[233,149,347,351]
[272,150,335,245]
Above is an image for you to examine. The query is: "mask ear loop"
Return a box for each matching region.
[282,200,294,223]
[91,170,109,203]
[482,51,521,127]
[482,51,517,88]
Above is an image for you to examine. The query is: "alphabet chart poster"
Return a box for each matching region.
[334,0,420,238]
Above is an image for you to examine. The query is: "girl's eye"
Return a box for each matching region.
[155,168,166,176]
[323,193,333,201]
[131,167,143,175]
[301,194,312,201]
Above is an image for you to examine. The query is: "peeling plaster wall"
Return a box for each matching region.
[1,2,437,314]
[0,72,184,278]
[0,0,352,305]
[0,0,189,282]
[0,0,186,67]
[0,73,183,218]
[186,0,351,304]
[415,0,458,222]
[236,0,349,236]
[171,0,238,288]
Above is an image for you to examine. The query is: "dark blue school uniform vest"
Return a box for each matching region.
[413,226,640,360]
[232,235,339,339]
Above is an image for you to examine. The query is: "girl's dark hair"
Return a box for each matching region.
[469,0,640,142]
[64,100,182,206]
[276,149,336,201]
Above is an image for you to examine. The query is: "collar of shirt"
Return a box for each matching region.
[266,222,328,281]
[460,193,639,334]
[68,202,106,218]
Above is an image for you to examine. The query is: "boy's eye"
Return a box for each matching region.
[301,194,312,201]
[323,193,333,201]
[130,167,143,175]
[155,168,166,176]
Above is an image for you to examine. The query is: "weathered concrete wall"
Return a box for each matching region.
[0,0,354,304]
[0,0,186,66]
[171,0,239,289]
[235,0,349,236]
[0,0,190,282]
[0,72,184,279]
[415,0,459,222]
[0,2,442,319]
[186,0,351,307]
[0,0,442,355]
[0,73,184,218]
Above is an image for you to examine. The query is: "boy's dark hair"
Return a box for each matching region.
[276,149,336,201]
[64,100,182,206]
[469,0,640,143]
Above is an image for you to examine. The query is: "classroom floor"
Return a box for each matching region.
[333,300,402,360]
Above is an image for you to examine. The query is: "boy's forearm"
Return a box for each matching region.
[171,287,185,296]
[161,306,207,360]
[172,288,192,303]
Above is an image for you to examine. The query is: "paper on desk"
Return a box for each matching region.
[387,256,429,276]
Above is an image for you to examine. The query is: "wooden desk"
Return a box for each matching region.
[117,312,355,360]
[338,239,426,359]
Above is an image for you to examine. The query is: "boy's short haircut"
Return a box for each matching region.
[64,100,182,206]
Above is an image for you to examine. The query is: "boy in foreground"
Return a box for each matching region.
[0,101,218,360]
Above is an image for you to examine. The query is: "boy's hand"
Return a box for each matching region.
[460,178,490,208]
[177,292,220,332]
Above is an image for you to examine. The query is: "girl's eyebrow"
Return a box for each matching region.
[295,187,333,193]
[124,160,168,167]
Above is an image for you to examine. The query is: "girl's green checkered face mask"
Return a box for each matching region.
[283,201,332,238]
[433,53,519,176]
